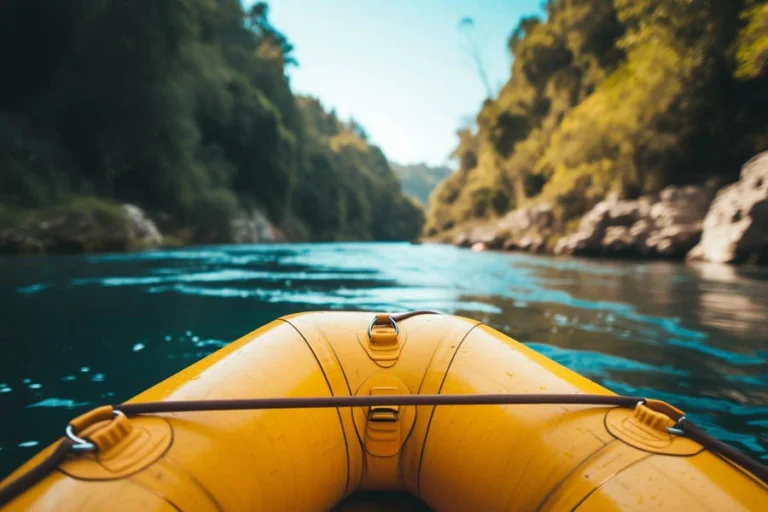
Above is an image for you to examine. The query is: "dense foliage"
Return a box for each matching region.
[294,97,424,241]
[426,0,768,236]
[0,0,422,243]
[389,162,454,206]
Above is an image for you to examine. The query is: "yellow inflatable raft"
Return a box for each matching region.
[1,311,766,511]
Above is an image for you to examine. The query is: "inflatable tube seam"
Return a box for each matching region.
[533,439,618,511]
[569,453,653,512]
[161,456,224,512]
[124,474,185,512]
[279,318,353,499]
[416,322,482,498]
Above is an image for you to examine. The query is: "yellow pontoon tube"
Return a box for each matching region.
[1,311,766,511]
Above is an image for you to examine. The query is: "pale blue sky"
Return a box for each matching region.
[268,0,544,167]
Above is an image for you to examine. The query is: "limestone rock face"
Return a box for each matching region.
[231,209,285,243]
[449,204,554,254]
[555,185,708,258]
[687,152,768,264]
[496,204,554,233]
[121,204,163,248]
[0,201,164,254]
[452,232,471,248]
[440,153,768,265]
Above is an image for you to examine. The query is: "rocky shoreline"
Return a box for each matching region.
[431,152,768,265]
[0,201,283,255]
[0,201,162,254]
[3,152,766,262]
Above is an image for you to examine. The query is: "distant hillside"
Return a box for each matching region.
[390,162,454,206]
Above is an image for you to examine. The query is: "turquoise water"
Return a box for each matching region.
[1,243,767,478]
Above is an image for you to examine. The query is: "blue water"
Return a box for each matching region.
[1,243,767,478]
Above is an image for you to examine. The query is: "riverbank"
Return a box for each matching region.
[425,152,768,265]
[3,152,766,260]
[0,198,161,254]
[0,198,285,255]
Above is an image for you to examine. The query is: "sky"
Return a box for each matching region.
[268,0,544,168]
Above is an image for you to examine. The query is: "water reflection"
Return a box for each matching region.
[1,243,767,478]
[688,263,768,344]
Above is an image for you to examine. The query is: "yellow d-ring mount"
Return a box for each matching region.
[66,407,123,452]
[360,314,407,366]
[60,405,173,480]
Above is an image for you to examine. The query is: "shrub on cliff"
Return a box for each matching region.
[736,1,768,79]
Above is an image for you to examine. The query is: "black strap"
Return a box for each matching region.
[113,393,643,414]
[0,438,74,507]
[2,394,766,508]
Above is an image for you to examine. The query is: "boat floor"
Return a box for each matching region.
[333,492,432,511]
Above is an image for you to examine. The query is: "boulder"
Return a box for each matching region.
[607,201,643,227]
[498,203,553,232]
[468,225,505,249]
[517,235,545,254]
[451,203,553,253]
[554,200,613,256]
[647,224,702,257]
[552,236,570,255]
[602,226,636,254]
[0,200,164,254]
[502,238,519,251]
[554,231,597,256]
[498,204,553,253]
[452,232,472,248]
[629,219,653,243]
[556,185,709,259]
[231,208,284,243]
[121,204,163,248]
[687,152,768,264]
[651,185,709,228]
[575,201,613,243]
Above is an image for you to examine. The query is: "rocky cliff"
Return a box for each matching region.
[433,152,768,265]
[688,152,768,264]
[554,186,711,259]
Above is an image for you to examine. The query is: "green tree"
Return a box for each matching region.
[0,0,424,245]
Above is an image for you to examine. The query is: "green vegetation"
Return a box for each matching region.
[294,97,424,241]
[0,197,139,253]
[0,0,422,247]
[737,2,768,79]
[390,162,455,206]
[426,0,768,237]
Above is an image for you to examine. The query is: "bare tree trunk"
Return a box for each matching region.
[459,17,493,99]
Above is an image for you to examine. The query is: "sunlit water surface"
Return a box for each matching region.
[1,243,767,478]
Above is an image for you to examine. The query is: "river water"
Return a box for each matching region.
[1,243,767,478]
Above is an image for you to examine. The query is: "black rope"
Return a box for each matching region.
[390,310,441,322]
[113,393,642,414]
[2,394,767,507]
[0,438,74,508]
[678,418,768,485]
